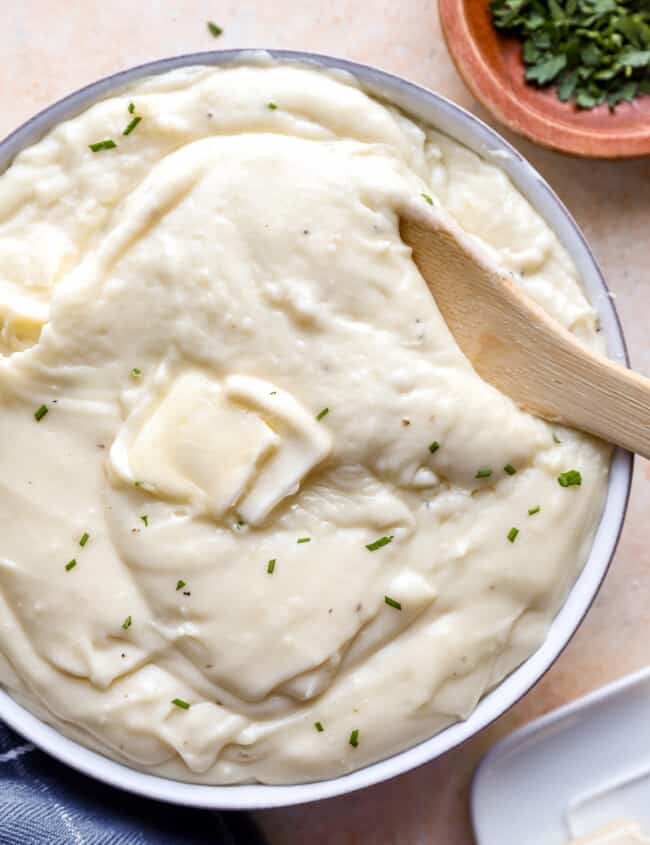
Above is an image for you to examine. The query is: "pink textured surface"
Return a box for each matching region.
[1,3,649,843]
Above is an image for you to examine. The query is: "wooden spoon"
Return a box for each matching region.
[400,200,650,457]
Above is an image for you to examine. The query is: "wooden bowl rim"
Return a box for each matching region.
[439,0,650,159]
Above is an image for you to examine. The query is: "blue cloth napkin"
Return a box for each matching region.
[0,722,267,844]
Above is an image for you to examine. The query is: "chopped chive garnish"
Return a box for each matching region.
[504,464,517,475]
[429,441,440,454]
[507,527,519,543]
[384,595,402,610]
[121,615,132,630]
[267,558,276,574]
[123,115,142,136]
[314,721,324,732]
[349,728,359,748]
[34,404,48,422]
[558,469,582,487]
[128,102,135,114]
[316,407,329,421]
[89,139,117,152]
[207,21,223,36]
[140,515,148,527]
[421,192,434,205]
[176,579,186,591]
[134,481,143,487]
[267,102,278,110]
[475,468,493,479]
[297,537,311,544]
[65,559,77,572]
[553,433,562,444]
[270,391,277,395]
[366,535,393,551]
[130,367,141,377]
[79,532,89,547]
[172,697,190,709]
[528,505,540,516]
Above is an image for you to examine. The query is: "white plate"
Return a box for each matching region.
[472,668,650,844]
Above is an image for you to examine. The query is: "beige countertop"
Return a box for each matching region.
[2,2,649,842]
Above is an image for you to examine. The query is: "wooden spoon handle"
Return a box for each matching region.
[400,202,650,457]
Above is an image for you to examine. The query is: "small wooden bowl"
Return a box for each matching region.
[439,0,650,158]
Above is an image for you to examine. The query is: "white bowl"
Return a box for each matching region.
[0,50,632,809]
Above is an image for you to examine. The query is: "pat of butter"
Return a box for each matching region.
[109,371,332,524]
[569,821,650,844]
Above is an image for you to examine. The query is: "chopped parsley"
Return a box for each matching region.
[316,407,329,421]
[558,469,582,487]
[123,116,142,136]
[267,558,276,574]
[140,515,149,527]
[507,527,519,543]
[207,21,223,36]
[34,404,48,422]
[65,559,77,572]
[490,0,650,111]
[384,595,402,610]
[176,580,186,591]
[128,102,136,114]
[504,464,517,475]
[429,441,440,454]
[475,468,493,479]
[270,391,277,395]
[130,367,141,377]
[121,615,132,630]
[297,537,311,544]
[366,535,393,551]
[349,728,359,748]
[314,721,324,732]
[267,102,278,110]
[89,139,117,152]
[528,505,541,516]
[79,532,90,547]
[172,697,190,709]
[553,433,562,444]
[421,192,434,205]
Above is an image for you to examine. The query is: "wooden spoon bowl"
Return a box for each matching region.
[439,0,650,158]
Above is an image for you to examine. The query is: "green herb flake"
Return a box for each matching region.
[128,102,136,114]
[130,367,141,377]
[297,537,311,544]
[267,102,278,110]
[384,595,402,610]
[267,558,276,574]
[140,515,148,527]
[553,433,562,444]
[176,579,186,591]
[123,115,142,136]
[349,728,359,748]
[316,407,329,421]
[89,139,117,152]
[421,192,434,205]
[366,535,394,551]
[121,615,132,630]
[314,721,324,732]
[207,21,223,37]
[65,559,77,572]
[558,469,582,487]
[429,441,440,454]
[490,0,650,111]
[34,404,48,422]
[475,468,493,479]
[504,464,517,475]
[528,505,541,516]
[507,527,519,543]
[171,697,190,709]
[79,532,90,547]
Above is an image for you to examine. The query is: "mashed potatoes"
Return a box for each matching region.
[0,62,609,784]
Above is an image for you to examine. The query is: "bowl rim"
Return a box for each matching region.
[0,49,633,810]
